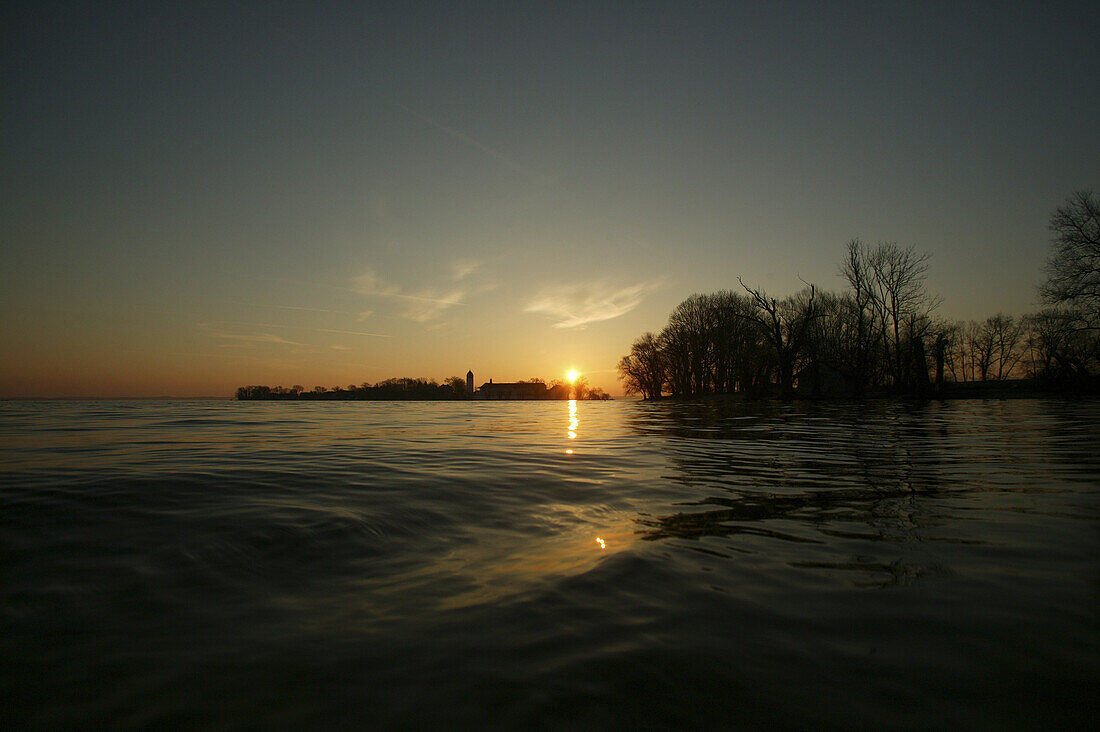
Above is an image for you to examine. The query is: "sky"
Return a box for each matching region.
[2,1,1097,397]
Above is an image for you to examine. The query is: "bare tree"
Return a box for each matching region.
[658,318,693,397]
[615,241,948,399]
[626,332,667,399]
[572,375,589,400]
[1024,308,1100,381]
[866,242,938,388]
[739,279,818,397]
[809,288,891,392]
[1040,190,1100,327]
[938,322,962,381]
[708,290,770,393]
[642,340,667,398]
[663,294,716,396]
[839,239,877,393]
[986,314,1025,380]
[965,319,996,381]
[951,315,1026,381]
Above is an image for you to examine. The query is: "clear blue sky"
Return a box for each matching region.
[2,1,1097,396]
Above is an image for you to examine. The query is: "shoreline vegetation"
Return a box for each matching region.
[236,377,612,401]
[683,378,1097,403]
[618,191,1100,401]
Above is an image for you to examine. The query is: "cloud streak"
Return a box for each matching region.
[207,331,306,346]
[525,280,662,329]
[270,305,345,313]
[314,327,393,338]
[397,104,543,182]
[354,269,467,322]
[451,259,480,281]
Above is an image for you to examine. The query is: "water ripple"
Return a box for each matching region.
[1,397,1097,728]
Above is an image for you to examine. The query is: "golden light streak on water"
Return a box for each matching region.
[437,523,636,610]
[567,399,579,440]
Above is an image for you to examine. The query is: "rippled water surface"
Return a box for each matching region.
[2,398,1098,728]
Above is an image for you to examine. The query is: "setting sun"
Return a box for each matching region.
[567,370,579,383]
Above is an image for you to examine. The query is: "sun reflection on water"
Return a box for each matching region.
[567,399,579,440]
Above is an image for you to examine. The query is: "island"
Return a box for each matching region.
[236,372,612,401]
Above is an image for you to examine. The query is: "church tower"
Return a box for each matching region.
[466,370,474,398]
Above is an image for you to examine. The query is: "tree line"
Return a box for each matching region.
[236,376,612,401]
[237,378,467,401]
[619,191,1100,399]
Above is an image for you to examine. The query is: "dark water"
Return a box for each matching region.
[2,398,1097,729]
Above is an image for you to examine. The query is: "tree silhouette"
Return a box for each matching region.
[572,375,589,400]
[1024,309,1099,383]
[839,239,877,393]
[866,242,938,388]
[618,332,665,399]
[739,279,818,398]
[1040,190,1100,328]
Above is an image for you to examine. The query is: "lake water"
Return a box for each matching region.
[2,398,1097,728]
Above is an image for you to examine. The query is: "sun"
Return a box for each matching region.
[567,370,579,383]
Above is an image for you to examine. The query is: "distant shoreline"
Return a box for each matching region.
[234,395,612,402]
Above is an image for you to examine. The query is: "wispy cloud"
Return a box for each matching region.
[199,320,391,342]
[400,290,466,322]
[354,269,466,322]
[354,271,401,298]
[271,305,344,314]
[451,259,480,281]
[208,331,306,346]
[525,280,662,329]
[167,352,241,358]
[314,327,392,338]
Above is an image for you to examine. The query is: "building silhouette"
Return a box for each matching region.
[472,377,570,400]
